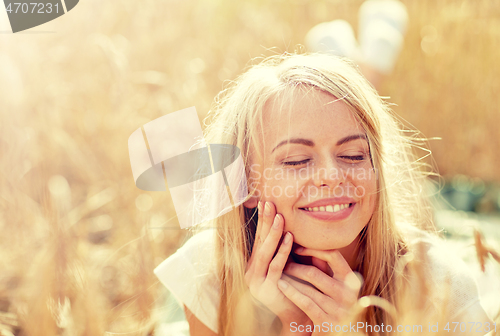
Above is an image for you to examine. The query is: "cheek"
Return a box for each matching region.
[350,166,378,203]
[359,176,378,213]
[259,178,297,202]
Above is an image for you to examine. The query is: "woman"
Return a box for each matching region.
[155,53,492,335]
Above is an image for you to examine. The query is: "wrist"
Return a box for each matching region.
[280,327,311,336]
[279,317,313,336]
[280,330,310,336]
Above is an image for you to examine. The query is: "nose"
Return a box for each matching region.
[312,156,344,189]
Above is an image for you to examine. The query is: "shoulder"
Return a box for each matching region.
[154,229,220,334]
[155,229,218,285]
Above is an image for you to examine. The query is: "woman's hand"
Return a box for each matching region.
[244,201,312,334]
[278,248,362,335]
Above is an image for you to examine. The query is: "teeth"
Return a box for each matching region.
[306,204,351,213]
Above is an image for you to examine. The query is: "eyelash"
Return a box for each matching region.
[282,159,310,166]
[339,155,366,162]
[282,156,366,166]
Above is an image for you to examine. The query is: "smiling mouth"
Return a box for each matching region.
[299,203,355,213]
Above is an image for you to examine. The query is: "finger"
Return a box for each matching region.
[246,204,268,279]
[254,201,276,249]
[267,232,293,283]
[277,278,327,322]
[253,213,284,278]
[295,248,352,281]
[281,274,334,308]
[253,201,264,247]
[249,201,274,268]
[259,202,276,242]
[284,262,340,297]
[282,275,353,324]
[312,256,332,276]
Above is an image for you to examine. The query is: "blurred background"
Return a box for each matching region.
[0,0,499,335]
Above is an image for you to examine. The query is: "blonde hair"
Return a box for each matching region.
[200,53,435,335]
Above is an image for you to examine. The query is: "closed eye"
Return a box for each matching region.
[282,159,310,166]
[339,155,365,162]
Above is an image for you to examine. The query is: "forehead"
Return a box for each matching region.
[260,88,364,150]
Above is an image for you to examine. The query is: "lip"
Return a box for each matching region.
[299,197,356,221]
[301,197,356,208]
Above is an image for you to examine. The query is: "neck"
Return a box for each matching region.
[339,234,362,270]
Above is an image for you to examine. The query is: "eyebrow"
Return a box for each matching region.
[271,133,368,153]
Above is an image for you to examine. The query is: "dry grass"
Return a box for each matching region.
[474,230,500,335]
[0,0,499,334]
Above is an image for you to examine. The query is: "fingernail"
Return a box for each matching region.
[295,247,304,253]
[277,280,288,290]
[264,202,271,216]
[257,201,262,214]
[272,214,280,229]
[284,232,291,245]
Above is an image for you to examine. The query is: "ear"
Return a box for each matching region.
[243,194,259,209]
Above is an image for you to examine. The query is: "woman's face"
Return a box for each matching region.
[248,88,377,251]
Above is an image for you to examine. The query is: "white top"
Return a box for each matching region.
[155,229,220,333]
[154,226,492,334]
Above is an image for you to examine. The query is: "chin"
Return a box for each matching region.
[293,226,362,249]
[295,237,352,250]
